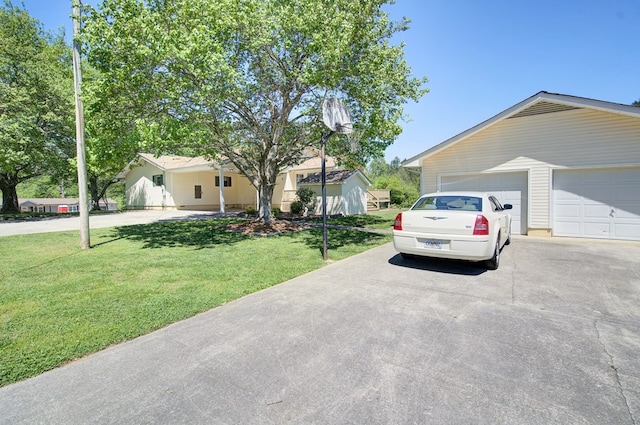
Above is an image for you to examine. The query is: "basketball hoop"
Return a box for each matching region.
[345,126,364,153]
[322,98,353,134]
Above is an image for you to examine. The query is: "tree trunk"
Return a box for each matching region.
[88,175,101,211]
[0,174,20,214]
[258,181,275,224]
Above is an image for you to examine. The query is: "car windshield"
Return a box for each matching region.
[412,195,483,212]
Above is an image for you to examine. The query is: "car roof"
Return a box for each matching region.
[420,191,490,198]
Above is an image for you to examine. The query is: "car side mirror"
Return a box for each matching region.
[503,204,513,210]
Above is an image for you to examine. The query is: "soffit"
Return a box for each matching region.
[508,101,582,119]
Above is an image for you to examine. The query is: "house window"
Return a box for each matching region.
[69,205,79,212]
[195,185,202,199]
[215,176,232,187]
[296,174,305,183]
[152,174,164,187]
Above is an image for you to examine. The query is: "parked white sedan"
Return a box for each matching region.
[393,192,512,270]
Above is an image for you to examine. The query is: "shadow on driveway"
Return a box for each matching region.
[388,253,487,275]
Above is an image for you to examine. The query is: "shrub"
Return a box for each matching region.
[295,187,316,215]
[290,201,303,215]
[373,175,419,208]
[245,206,256,215]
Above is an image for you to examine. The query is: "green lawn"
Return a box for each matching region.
[0,211,397,387]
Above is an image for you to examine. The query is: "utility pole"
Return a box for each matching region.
[72,1,90,249]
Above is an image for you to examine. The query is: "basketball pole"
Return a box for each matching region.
[319,97,353,262]
[321,130,335,261]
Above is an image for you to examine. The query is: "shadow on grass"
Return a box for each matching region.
[98,217,389,253]
[302,214,393,229]
[299,227,390,254]
[105,218,250,249]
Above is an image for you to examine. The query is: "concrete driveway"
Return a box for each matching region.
[1,236,639,424]
[0,210,225,237]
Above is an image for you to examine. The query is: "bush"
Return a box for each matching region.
[245,206,256,215]
[290,201,303,215]
[271,207,281,216]
[295,187,316,215]
[373,175,419,208]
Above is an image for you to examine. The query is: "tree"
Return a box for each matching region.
[633,99,640,107]
[82,0,427,223]
[367,156,420,207]
[17,174,79,198]
[0,1,75,213]
[80,64,141,210]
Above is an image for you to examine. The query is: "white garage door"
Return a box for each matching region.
[553,168,640,241]
[441,172,528,235]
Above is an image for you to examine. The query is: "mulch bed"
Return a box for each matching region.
[226,219,311,236]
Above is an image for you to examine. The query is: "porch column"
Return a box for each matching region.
[218,167,225,213]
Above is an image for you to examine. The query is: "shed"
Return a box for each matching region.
[298,170,372,216]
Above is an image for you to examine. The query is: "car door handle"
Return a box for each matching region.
[610,208,615,217]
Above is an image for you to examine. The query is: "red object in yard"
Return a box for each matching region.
[57,205,69,213]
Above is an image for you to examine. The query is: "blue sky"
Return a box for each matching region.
[19,0,640,162]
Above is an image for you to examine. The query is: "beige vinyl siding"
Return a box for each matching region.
[307,184,343,215]
[125,162,166,209]
[341,176,368,215]
[421,108,640,232]
[528,167,550,229]
[229,174,256,208]
[173,171,255,209]
[171,171,216,209]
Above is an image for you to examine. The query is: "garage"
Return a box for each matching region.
[553,168,640,240]
[440,172,528,235]
[406,92,640,239]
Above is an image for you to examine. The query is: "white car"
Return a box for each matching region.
[392,192,512,270]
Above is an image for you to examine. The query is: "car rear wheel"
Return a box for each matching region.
[486,239,500,270]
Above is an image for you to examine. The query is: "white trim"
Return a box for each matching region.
[403,91,640,167]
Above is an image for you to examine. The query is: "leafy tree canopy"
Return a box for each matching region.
[76,63,142,210]
[0,0,75,213]
[82,0,427,222]
[368,156,420,207]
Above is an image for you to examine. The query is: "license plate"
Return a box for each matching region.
[424,239,442,249]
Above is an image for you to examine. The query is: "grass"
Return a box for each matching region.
[0,211,396,387]
[301,208,400,230]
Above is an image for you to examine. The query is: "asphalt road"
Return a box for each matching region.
[1,225,639,424]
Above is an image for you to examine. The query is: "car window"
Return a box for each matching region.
[412,196,482,211]
[489,196,503,212]
[412,197,438,210]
